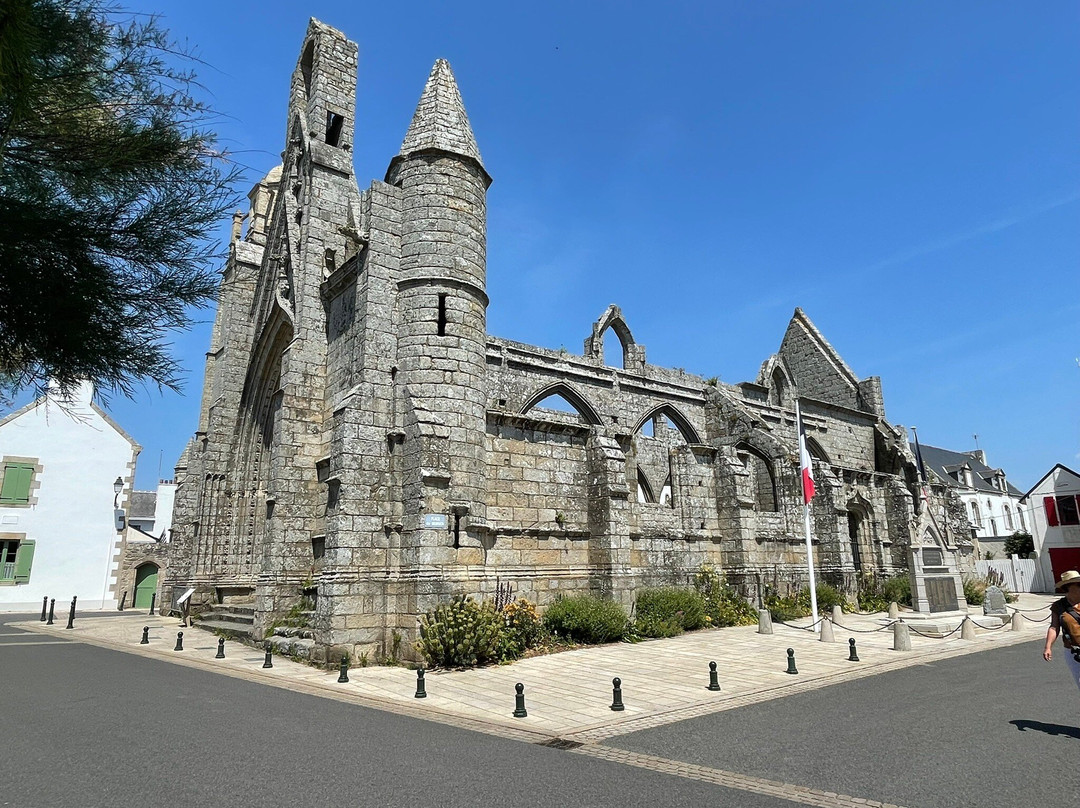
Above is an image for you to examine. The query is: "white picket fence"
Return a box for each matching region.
[976,557,1044,593]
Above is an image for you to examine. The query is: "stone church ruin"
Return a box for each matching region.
[162,20,962,659]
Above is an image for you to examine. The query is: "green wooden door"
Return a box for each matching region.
[133,563,159,609]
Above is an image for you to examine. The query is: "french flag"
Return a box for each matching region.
[796,401,816,505]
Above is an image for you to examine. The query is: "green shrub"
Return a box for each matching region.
[542,594,628,643]
[963,576,985,606]
[634,587,707,636]
[416,595,503,668]
[855,573,890,613]
[633,614,684,638]
[806,583,853,613]
[857,588,890,613]
[764,589,811,622]
[497,598,544,661]
[692,564,759,627]
[882,573,912,607]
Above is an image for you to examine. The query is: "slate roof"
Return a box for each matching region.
[129,491,158,520]
[911,443,1023,496]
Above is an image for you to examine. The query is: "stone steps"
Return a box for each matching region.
[194,605,255,642]
[203,610,255,626]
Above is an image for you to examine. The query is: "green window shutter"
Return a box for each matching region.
[14,540,35,583]
[0,464,33,503]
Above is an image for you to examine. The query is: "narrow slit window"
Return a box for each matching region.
[437,294,447,336]
[326,112,344,147]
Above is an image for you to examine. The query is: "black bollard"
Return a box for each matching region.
[707,661,722,692]
[262,643,273,669]
[140,626,150,645]
[338,654,350,684]
[785,647,798,675]
[215,638,226,659]
[513,682,528,718]
[415,668,427,698]
[47,598,55,625]
[174,631,184,651]
[848,638,860,662]
[610,677,625,711]
[118,591,126,611]
[40,596,48,622]
[65,596,76,629]
[149,592,156,616]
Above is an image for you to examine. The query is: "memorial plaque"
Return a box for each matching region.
[983,585,1008,616]
[922,547,943,567]
[925,576,959,613]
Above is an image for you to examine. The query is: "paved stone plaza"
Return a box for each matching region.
[14,593,1053,743]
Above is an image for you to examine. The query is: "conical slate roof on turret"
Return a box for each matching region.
[396,59,485,168]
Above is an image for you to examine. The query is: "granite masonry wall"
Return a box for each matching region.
[161,19,971,661]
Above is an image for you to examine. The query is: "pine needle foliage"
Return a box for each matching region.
[0,0,240,400]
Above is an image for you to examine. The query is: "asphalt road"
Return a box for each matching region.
[0,613,794,808]
[611,638,1078,807]
[3,612,1074,808]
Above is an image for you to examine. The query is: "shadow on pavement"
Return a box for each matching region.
[1010,719,1080,739]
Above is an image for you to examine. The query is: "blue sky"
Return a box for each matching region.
[42,1,1080,490]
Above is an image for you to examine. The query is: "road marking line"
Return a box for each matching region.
[574,745,908,808]
[0,640,71,646]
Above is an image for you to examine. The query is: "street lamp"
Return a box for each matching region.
[113,477,125,532]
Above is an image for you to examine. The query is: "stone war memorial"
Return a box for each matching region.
[161,20,970,660]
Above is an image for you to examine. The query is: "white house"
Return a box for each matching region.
[127,480,176,540]
[1020,464,1080,591]
[0,382,140,611]
[912,443,1027,559]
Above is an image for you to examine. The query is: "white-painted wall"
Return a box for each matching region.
[955,487,1027,555]
[152,480,176,539]
[1023,465,1080,592]
[0,383,139,611]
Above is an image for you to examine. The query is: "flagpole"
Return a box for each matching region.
[796,399,820,629]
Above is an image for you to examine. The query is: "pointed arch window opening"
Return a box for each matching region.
[524,393,594,425]
[602,326,628,369]
[300,41,314,98]
[659,475,673,508]
[633,406,701,446]
[737,443,778,513]
[770,367,789,407]
[640,416,656,439]
[636,470,655,504]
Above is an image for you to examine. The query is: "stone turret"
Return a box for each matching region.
[387,60,491,555]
